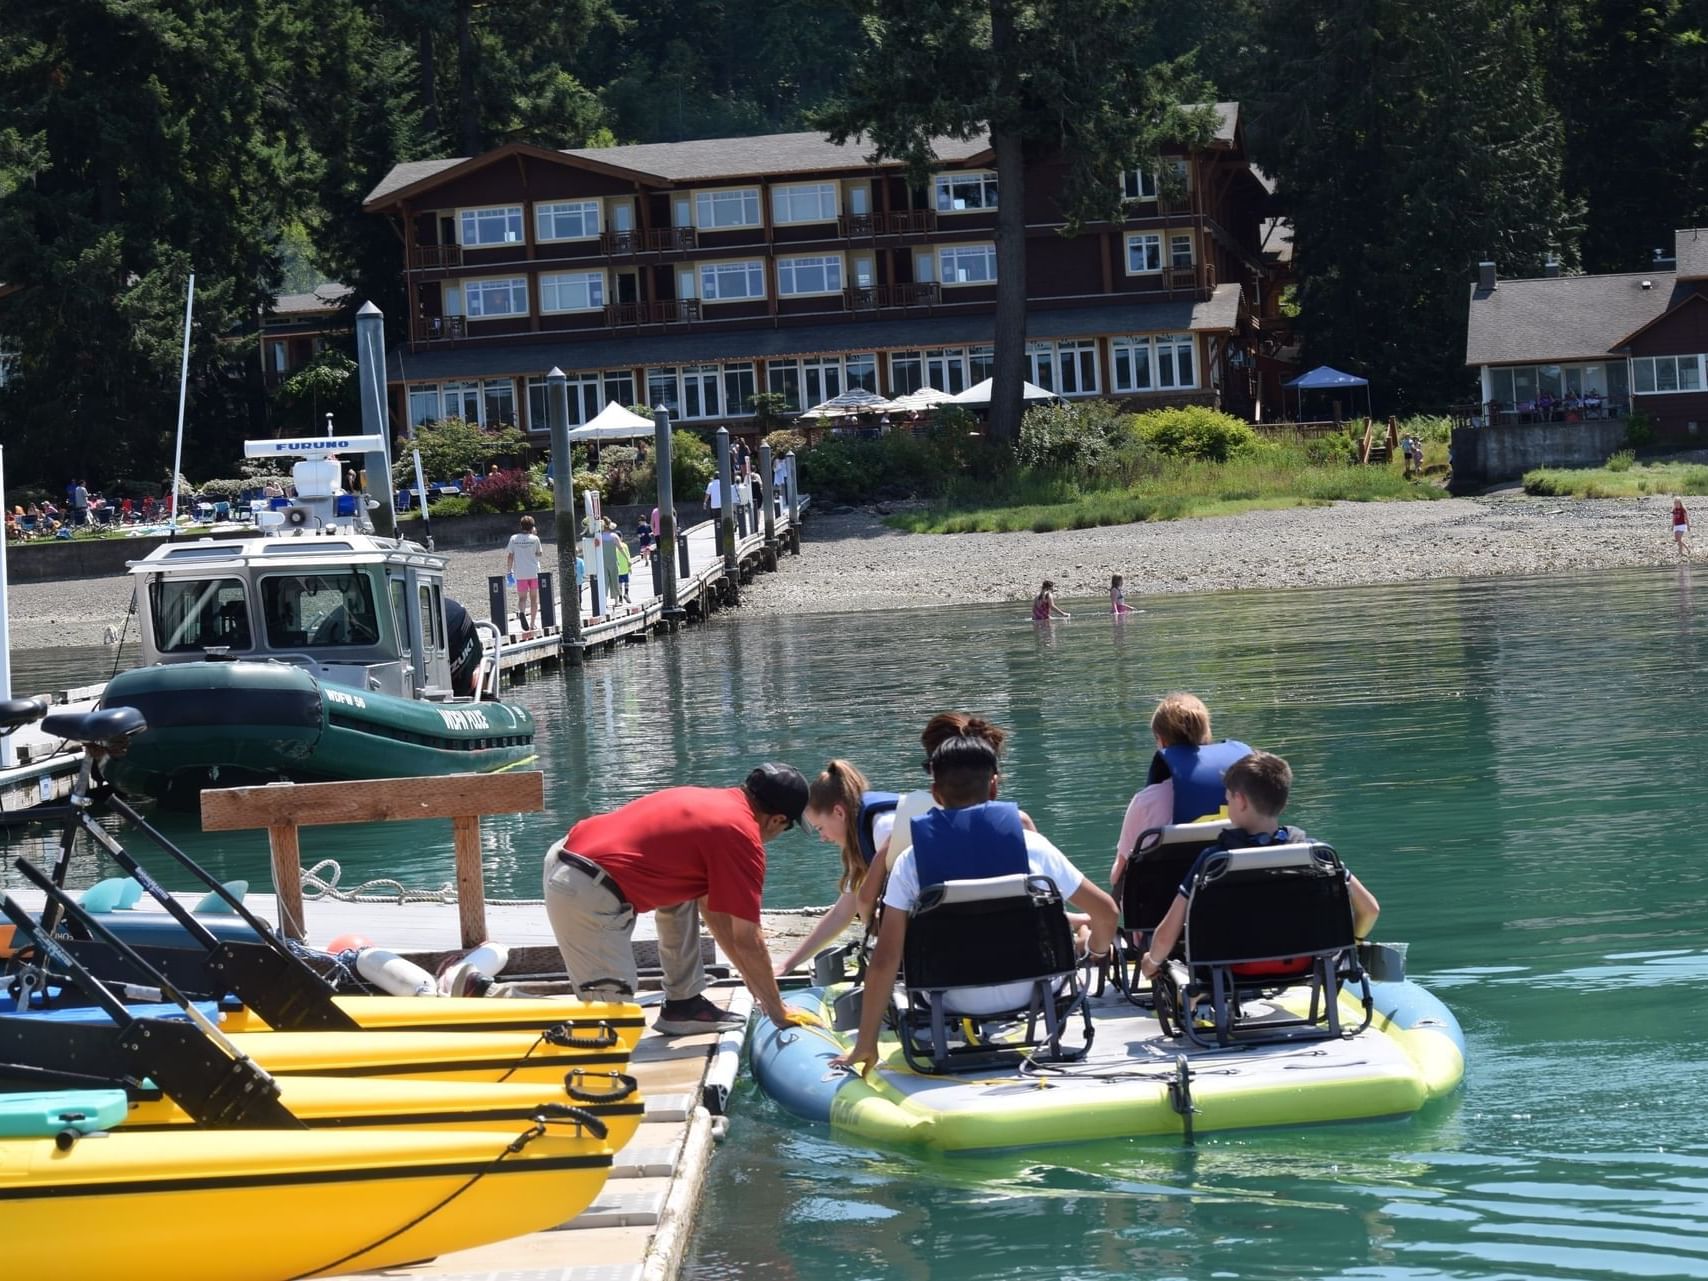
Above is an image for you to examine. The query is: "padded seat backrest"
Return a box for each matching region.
[1123,820,1233,931]
[1184,843,1355,966]
[905,874,1076,990]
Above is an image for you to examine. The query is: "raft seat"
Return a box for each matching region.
[898,873,1091,1074]
[0,698,48,735]
[1159,843,1372,1049]
[1114,820,1232,1003]
[43,707,148,750]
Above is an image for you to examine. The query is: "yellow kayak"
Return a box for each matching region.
[221,995,647,1047]
[223,1024,631,1085]
[119,1068,646,1151]
[0,1123,613,1281]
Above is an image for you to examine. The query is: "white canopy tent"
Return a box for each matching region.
[950,377,1059,406]
[568,402,656,442]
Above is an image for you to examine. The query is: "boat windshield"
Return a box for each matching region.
[260,572,381,648]
[150,577,254,652]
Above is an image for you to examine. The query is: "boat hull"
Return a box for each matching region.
[0,1125,612,1281]
[750,979,1466,1153]
[100,660,534,800]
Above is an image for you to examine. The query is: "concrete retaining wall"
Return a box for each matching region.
[1449,419,1630,491]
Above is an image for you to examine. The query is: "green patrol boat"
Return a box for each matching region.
[99,435,534,804]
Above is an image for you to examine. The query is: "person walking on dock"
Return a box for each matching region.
[544,765,816,1035]
[505,514,543,631]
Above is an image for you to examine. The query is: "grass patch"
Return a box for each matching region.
[889,446,1443,534]
[1522,459,1708,498]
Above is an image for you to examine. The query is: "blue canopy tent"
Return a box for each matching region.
[1282,365,1372,424]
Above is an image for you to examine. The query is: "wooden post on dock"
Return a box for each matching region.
[785,451,801,554]
[547,367,583,664]
[655,406,684,626]
[715,427,739,601]
[200,772,546,947]
[758,442,778,566]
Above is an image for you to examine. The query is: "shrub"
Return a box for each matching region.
[1683,467,1708,493]
[465,468,543,514]
[193,477,254,502]
[595,445,641,505]
[1521,469,1560,496]
[1605,449,1635,472]
[1625,411,1657,450]
[670,429,716,499]
[427,495,471,517]
[393,417,526,486]
[763,429,806,459]
[1303,432,1357,465]
[1015,400,1134,473]
[1397,414,1455,443]
[1130,405,1257,462]
[569,469,602,497]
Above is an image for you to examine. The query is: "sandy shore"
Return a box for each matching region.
[4,493,1694,650]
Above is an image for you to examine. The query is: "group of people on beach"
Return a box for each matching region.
[536,691,1379,1063]
[1032,575,1135,622]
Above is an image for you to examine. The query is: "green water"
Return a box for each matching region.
[12,566,1708,1278]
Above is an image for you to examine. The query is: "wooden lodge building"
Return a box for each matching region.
[363,105,1283,438]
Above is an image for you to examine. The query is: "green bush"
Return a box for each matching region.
[392,417,526,487]
[427,495,471,517]
[670,429,716,499]
[193,477,254,502]
[1302,432,1357,465]
[1397,414,1455,443]
[595,445,641,505]
[1015,400,1135,473]
[1605,449,1635,472]
[1130,405,1257,462]
[763,429,806,459]
[1683,467,1708,493]
[1521,469,1560,496]
[1626,411,1657,449]
[569,469,602,498]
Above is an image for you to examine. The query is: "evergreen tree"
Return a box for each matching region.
[818,0,1211,441]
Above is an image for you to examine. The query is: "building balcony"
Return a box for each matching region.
[601,227,699,255]
[843,282,942,311]
[410,244,463,271]
[601,299,704,326]
[839,210,938,238]
[412,314,468,342]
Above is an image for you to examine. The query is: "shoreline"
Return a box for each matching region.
[2,493,1696,651]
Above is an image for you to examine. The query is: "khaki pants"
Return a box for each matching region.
[542,842,706,1002]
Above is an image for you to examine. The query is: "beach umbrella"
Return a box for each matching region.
[950,377,1058,406]
[568,402,656,442]
[890,387,955,411]
[800,387,905,418]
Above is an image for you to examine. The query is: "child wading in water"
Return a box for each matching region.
[1110,574,1135,617]
[1673,497,1690,556]
[1032,580,1071,621]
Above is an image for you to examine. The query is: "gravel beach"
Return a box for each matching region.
[3,493,1694,649]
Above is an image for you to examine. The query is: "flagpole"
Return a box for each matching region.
[168,272,195,526]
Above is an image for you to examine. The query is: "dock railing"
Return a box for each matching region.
[200,771,545,946]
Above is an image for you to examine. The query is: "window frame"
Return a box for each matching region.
[538,270,607,315]
[771,182,839,225]
[457,205,524,247]
[1633,353,1705,395]
[694,187,762,230]
[1170,234,1194,269]
[776,253,845,298]
[937,243,997,287]
[534,199,602,243]
[461,275,529,319]
[1125,233,1163,275]
[698,258,767,303]
[933,171,998,213]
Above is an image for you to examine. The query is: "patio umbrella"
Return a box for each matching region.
[890,387,955,411]
[950,377,1058,406]
[800,387,905,418]
[568,402,656,442]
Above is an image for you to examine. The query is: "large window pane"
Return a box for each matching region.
[459,207,522,246]
[648,366,680,415]
[262,573,379,648]
[695,189,760,228]
[890,352,923,396]
[768,362,801,411]
[845,353,877,392]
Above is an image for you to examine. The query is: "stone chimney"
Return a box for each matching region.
[1544,256,1560,277]
[1477,261,1496,291]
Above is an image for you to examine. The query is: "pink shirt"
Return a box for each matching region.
[1113,779,1174,875]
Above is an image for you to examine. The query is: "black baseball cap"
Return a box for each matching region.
[744,763,809,827]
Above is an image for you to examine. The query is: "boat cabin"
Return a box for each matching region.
[128,534,463,702]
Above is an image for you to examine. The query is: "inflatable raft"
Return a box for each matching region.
[750,977,1464,1152]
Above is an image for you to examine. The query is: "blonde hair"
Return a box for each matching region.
[808,759,871,893]
[1150,692,1212,747]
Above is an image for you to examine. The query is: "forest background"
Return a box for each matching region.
[1,0,1705,489]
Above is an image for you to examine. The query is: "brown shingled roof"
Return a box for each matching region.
[1674,228,1708,281]
[1465,270,1673,367]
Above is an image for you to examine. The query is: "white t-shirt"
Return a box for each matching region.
[869,809,896,858]
[884,826,1085,1015]
[704,478,722,508]
[506,532,541,579]
[885,788,935,870]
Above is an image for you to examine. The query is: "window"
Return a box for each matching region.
[262,572,380,649]
[801,356,843,407]
[412,379,517,427]
[890,351,924,396]
[767,361,802,411]
[539,271,605,313]
[1126,234,1162,274]
[934,171,998,212]
[150,577,252,653]
[699,259,766,301]
[777,255,843,296]
[527,370,626,430]
[1156,333,1195,389]
[772,183,838,224]
[483,379,516,426]
[1112,337,1152,391]
[648,366,681,417]
[939,244,996,286]
[1633,354,1704,394]
[724,363,756,416]
[968,345,994,385]
[536,200,600,242]
[1027,342,1055,392]
[1171,235,1194,269]
[458,206,522,246]
[463,277,528,317]
[695,188,760,229]
[1121,170,1158,201]
[845,352,877,393]
[682,365,721,419]
[1028,339,1099,395]
[418,584,440,652]
[605,371,636,408]
[1111,334,1195,391]
[926,348,968,396]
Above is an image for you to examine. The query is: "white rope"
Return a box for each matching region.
[298,858,544,907]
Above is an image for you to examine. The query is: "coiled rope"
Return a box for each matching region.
[299,858,544,907]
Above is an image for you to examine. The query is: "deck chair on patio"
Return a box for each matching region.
[895,873,1092,1074]
[1113,819,1232,1003]
[1153,843,1371,1049]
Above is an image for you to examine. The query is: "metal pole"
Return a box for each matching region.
[715,427,738,600]
[0,445,13,769]
[758,442,778,560]
[654,406,683,622]
[168,272,195,527]
[355,301,397,539]
[547,368,582,663]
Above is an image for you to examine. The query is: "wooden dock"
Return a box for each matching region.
[0,502,805,814]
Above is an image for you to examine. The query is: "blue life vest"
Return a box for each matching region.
[856,791,900,864]
[910,801,1029,887]
[1214,824,1304,849]
[1149,739,1254,823]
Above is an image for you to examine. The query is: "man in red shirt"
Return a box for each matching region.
[546,764,812,1035]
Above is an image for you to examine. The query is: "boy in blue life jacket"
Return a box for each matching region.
[1138,751,1380,982]
[830,734,1118,1078]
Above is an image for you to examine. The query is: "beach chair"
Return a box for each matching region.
[1113,819,1232,1003]
[1153,843,1372,1049]
[896,873,1091,1073]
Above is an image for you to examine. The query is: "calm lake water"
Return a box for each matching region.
[11,566,1708,1278]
